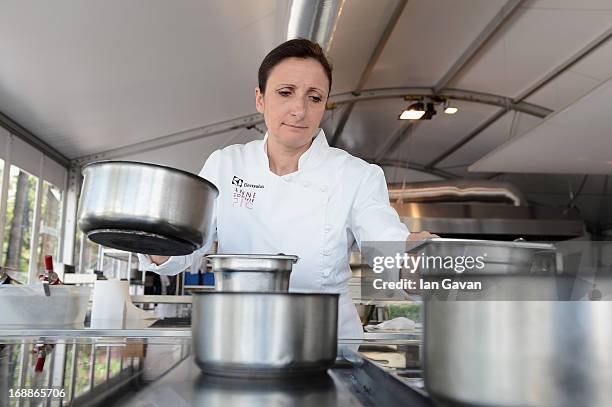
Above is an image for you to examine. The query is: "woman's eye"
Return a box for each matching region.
[310,96,322,103]
[278,90,292,97]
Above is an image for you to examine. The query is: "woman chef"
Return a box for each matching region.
[138,39,433,340]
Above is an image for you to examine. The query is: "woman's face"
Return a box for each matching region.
[256,57,329,149]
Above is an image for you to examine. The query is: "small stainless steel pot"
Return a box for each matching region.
[192,291,338,378]
[206,254,298,292]
[78,161,218,255]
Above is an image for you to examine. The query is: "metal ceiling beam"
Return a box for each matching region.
[365,86,552,167]
[0,110,70,168]
[331,0,524,148]
[329,0,408,147]
[433,0,525,93]
[327,87,551,117]
[73,113,263,166]
[371,159,457,180]
[72,85,552,167]
[425,24,612,171]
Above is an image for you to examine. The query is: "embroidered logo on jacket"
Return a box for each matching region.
[231,175,264,209]
[232,176,243,187]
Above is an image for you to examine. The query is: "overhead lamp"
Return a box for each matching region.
[422,102,437,120]
[444,100,458,115]
[399,102,425,120]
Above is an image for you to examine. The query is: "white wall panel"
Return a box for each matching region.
[10,135,42,177]
[0,127,9,160]
[43,156,67,188]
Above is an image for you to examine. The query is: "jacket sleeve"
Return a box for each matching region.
[349,164,409,250]
[138,151,220,275]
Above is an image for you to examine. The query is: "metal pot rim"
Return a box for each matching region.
[190,291,338,298]
[419,238,555,251]
[206,254,299,263]
[82,160,219,196]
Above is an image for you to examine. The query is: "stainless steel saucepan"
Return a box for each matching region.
[206,254,298,292]
[192,291,339,378]
[78,161,218,255]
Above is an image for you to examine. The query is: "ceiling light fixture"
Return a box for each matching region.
[444,100,458,115]
[422,102,437,120]
[399,96,458,120]
[399,102,425,120]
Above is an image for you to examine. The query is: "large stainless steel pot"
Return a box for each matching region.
[416,239,612,407]
[425,300,612,407]
[206,254,298,292]
[412,238,557,274]
[78,161,218,255]
[192,292,339,378]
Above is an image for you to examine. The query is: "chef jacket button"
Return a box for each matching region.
[320,185,328,192]
[324,225,331,232]
[321,249,330,256]
[302,181,310,188]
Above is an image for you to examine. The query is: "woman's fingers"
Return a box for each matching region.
[407,231,439,241]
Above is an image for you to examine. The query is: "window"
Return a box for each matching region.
[2,165,38,283]
[35,181,64,272]
[0,158,4,218]
[0,158,4,194]
[75,228,101,272]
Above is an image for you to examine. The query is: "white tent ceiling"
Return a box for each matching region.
[1,0,612,224]
[472,75,612,174]
[0,0,280,158]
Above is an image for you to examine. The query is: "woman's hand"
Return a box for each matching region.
[407,231,439,241]
[149,255,170,265]
[405,230,439,252]
[402,231,438,296]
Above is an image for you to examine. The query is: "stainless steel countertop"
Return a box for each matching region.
[111,355,431,406]
[116,356,367,406]
[0,320,421,341]
[0,336,430,406]
[0,319,191,338]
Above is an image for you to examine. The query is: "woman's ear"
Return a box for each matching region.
[255,87,264,114]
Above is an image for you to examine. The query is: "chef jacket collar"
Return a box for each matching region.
[261,128,328,174]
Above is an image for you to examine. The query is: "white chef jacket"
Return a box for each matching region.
[138,129,409,339]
